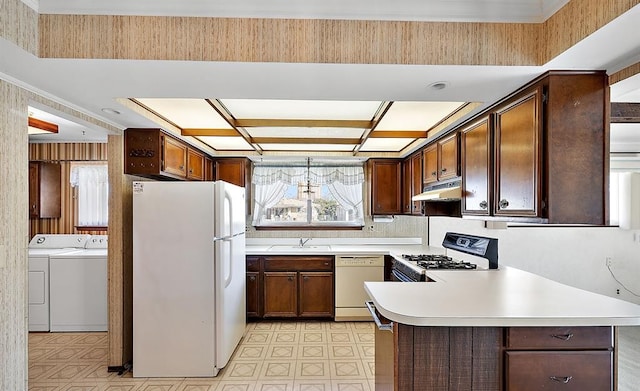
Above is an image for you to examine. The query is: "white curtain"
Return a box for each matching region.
[252,165,364,186]
[252,181,289,225]
[70,165,108,226]
[327,181,364,222]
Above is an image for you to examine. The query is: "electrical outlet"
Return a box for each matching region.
[617,289,620,295]
[606,257,613,267]
[368,225,375,231]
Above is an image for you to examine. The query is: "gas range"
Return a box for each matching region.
[390,232,498,282]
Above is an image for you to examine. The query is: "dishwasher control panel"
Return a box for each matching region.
[336,256,384,267]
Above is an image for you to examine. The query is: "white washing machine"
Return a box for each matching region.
[49,235,108,332]
[28,234,91,332]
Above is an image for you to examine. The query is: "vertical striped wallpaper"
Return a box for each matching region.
[0,80,29,391]
[28,143,108,238]
[0,0,38,55]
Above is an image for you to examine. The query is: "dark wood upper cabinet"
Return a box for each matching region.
[369,159,402,215]
[162,136,188,178]
[494,89,541,218]
[438,133,458,181]
[124,128,211,181]
[29,161,61,219]
[458,71,608,224]
[215,158,247,187]
[186,149,205,181]
[401,153,423,215]
[423,144,438,185]
[460,117,492,216]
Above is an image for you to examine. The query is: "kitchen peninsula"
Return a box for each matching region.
[365,267,640,391]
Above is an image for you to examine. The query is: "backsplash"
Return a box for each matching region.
[246,214,428,244]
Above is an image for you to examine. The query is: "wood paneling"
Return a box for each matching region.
[0,80,29,391]
[28,143,108,237]
[543,0,640,62]
[39,15,540,65]
[38,3,638,66]
[610,61,640,85]
[0,0,38,54]
[107,135,139,369]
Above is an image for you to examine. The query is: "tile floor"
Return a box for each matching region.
[28,321,375,391]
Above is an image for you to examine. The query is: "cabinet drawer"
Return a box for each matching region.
[246,256,260,272]
[264,256,333,271]
[507,326,612,349]
[506,351,612,391]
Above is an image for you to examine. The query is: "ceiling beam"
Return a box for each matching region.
[206,99,262,154]
[181,128,239,137]
[354,101,393,154]
[611,102,640,123]
[253,137,360,145]
[235,119,372,128]
[369,131,427,138]
[28,117,59,133]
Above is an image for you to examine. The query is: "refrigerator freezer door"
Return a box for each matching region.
[214,180,247,368]
[133,182,217,377]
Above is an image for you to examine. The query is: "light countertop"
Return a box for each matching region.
[245,237,442,256]
[364,266,640,327]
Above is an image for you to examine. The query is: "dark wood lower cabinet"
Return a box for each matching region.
[298,272,333,317]
[375,323,613,391]
[505,351,612,391]
[246,271,260,318]
[263,272,297,317]
[246,255,334,320]
[376,324,502,391]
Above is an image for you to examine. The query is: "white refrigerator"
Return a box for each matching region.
[132,181,246,377]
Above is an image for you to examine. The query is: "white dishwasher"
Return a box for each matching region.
[335,255,384,321]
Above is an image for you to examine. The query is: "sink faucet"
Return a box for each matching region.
[299,238,311,247]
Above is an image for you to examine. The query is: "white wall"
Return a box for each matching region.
[428,217,640,304]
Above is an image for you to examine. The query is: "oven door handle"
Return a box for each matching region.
[391,269,414,282]
[365,301,394,332]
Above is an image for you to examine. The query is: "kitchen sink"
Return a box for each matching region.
[268,245,331,251]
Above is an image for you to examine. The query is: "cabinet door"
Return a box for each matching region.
[461,118,491,215]
[438,133,458,181]
[370,159,402,215]
[162,136,187,178]
[423,145,438,185]
[204,157,214,181]
[263,272,297,317]
[246,272,261,318]
[494,90,541,217]
[402,160,412,214]
[298,272,333,318]
[506,351,612,391]
[29,162,61,219]
[186,149,204,181]
[29,162,40,218]
[215,159,246,187]
[410,153,423,215]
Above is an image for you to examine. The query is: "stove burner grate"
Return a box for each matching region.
[402,254,477,270]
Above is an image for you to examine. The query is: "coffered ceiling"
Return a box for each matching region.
[8,1,640,157]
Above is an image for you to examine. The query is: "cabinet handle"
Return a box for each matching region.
[303,276,309,281]
[431,171,437,177]
[479,201,488,209]
[249,276,256,282]
[179,165,184,170]
[441,168,447,172]
[324,262,329,266]
[549,376,573,384]
[288,276,294,281]
[365,301,393,332]
[498,199,509,209]
[550,333,574,341]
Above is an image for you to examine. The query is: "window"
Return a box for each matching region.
[70,164,108,227]
[252,162,364,228]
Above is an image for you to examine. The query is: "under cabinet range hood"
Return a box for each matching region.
[412,179,462,201]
